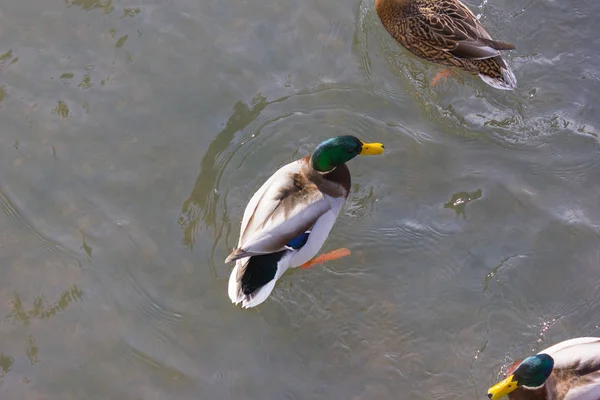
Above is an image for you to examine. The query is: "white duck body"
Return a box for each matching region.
[226,155,349,309]
[538,337,600,400]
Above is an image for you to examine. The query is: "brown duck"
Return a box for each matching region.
[375,0,517,90]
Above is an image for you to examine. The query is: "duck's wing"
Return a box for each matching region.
[407,0,515,60]
[543,337,600,400]
[542,337,600,377]
[225,159,331,263]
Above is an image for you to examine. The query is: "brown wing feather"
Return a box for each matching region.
[406,0,515,60]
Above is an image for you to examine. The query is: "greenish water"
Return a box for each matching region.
[0,0,599,398]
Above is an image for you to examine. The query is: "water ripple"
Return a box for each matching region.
[178,84,412,261]
[0,186,83,266]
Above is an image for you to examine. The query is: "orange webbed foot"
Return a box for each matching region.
[300,248,351,269]
[431,69,458,88]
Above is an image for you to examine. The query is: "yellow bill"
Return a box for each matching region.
[360,141,385,155]
[488,375,519,400]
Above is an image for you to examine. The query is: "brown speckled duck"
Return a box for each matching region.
[375,0,517,90]
[488,337,600,400]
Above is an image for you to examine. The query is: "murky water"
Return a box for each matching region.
[0,0,599,398]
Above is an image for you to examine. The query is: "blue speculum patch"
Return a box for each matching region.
[286,231,311,249]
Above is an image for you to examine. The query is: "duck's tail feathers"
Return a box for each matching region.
[483,38,516,51]
[227,251,285,309]
[232,278,277,309]
[479,59,517,91]
[228,261,244,304]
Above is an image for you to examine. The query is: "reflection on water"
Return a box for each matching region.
[0,285,81,388]
[0,354,14,379]
[0,50,18,70]
[7,285,83,324]
[53,100,69,119]
[26,336,39,366]
[483,254,526,293]
[79,231,92,260]
[444,189,483,218]
[179,93,269,249]
[65,0,113,13]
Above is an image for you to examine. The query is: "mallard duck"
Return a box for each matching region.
[375,0,517,90]
[488,337,600,400]
[225,135,385,308]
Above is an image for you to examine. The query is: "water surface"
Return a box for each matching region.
[0,0,599,398]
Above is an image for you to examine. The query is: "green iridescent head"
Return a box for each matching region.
[310,135,385,172]
[487,354,554,400]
